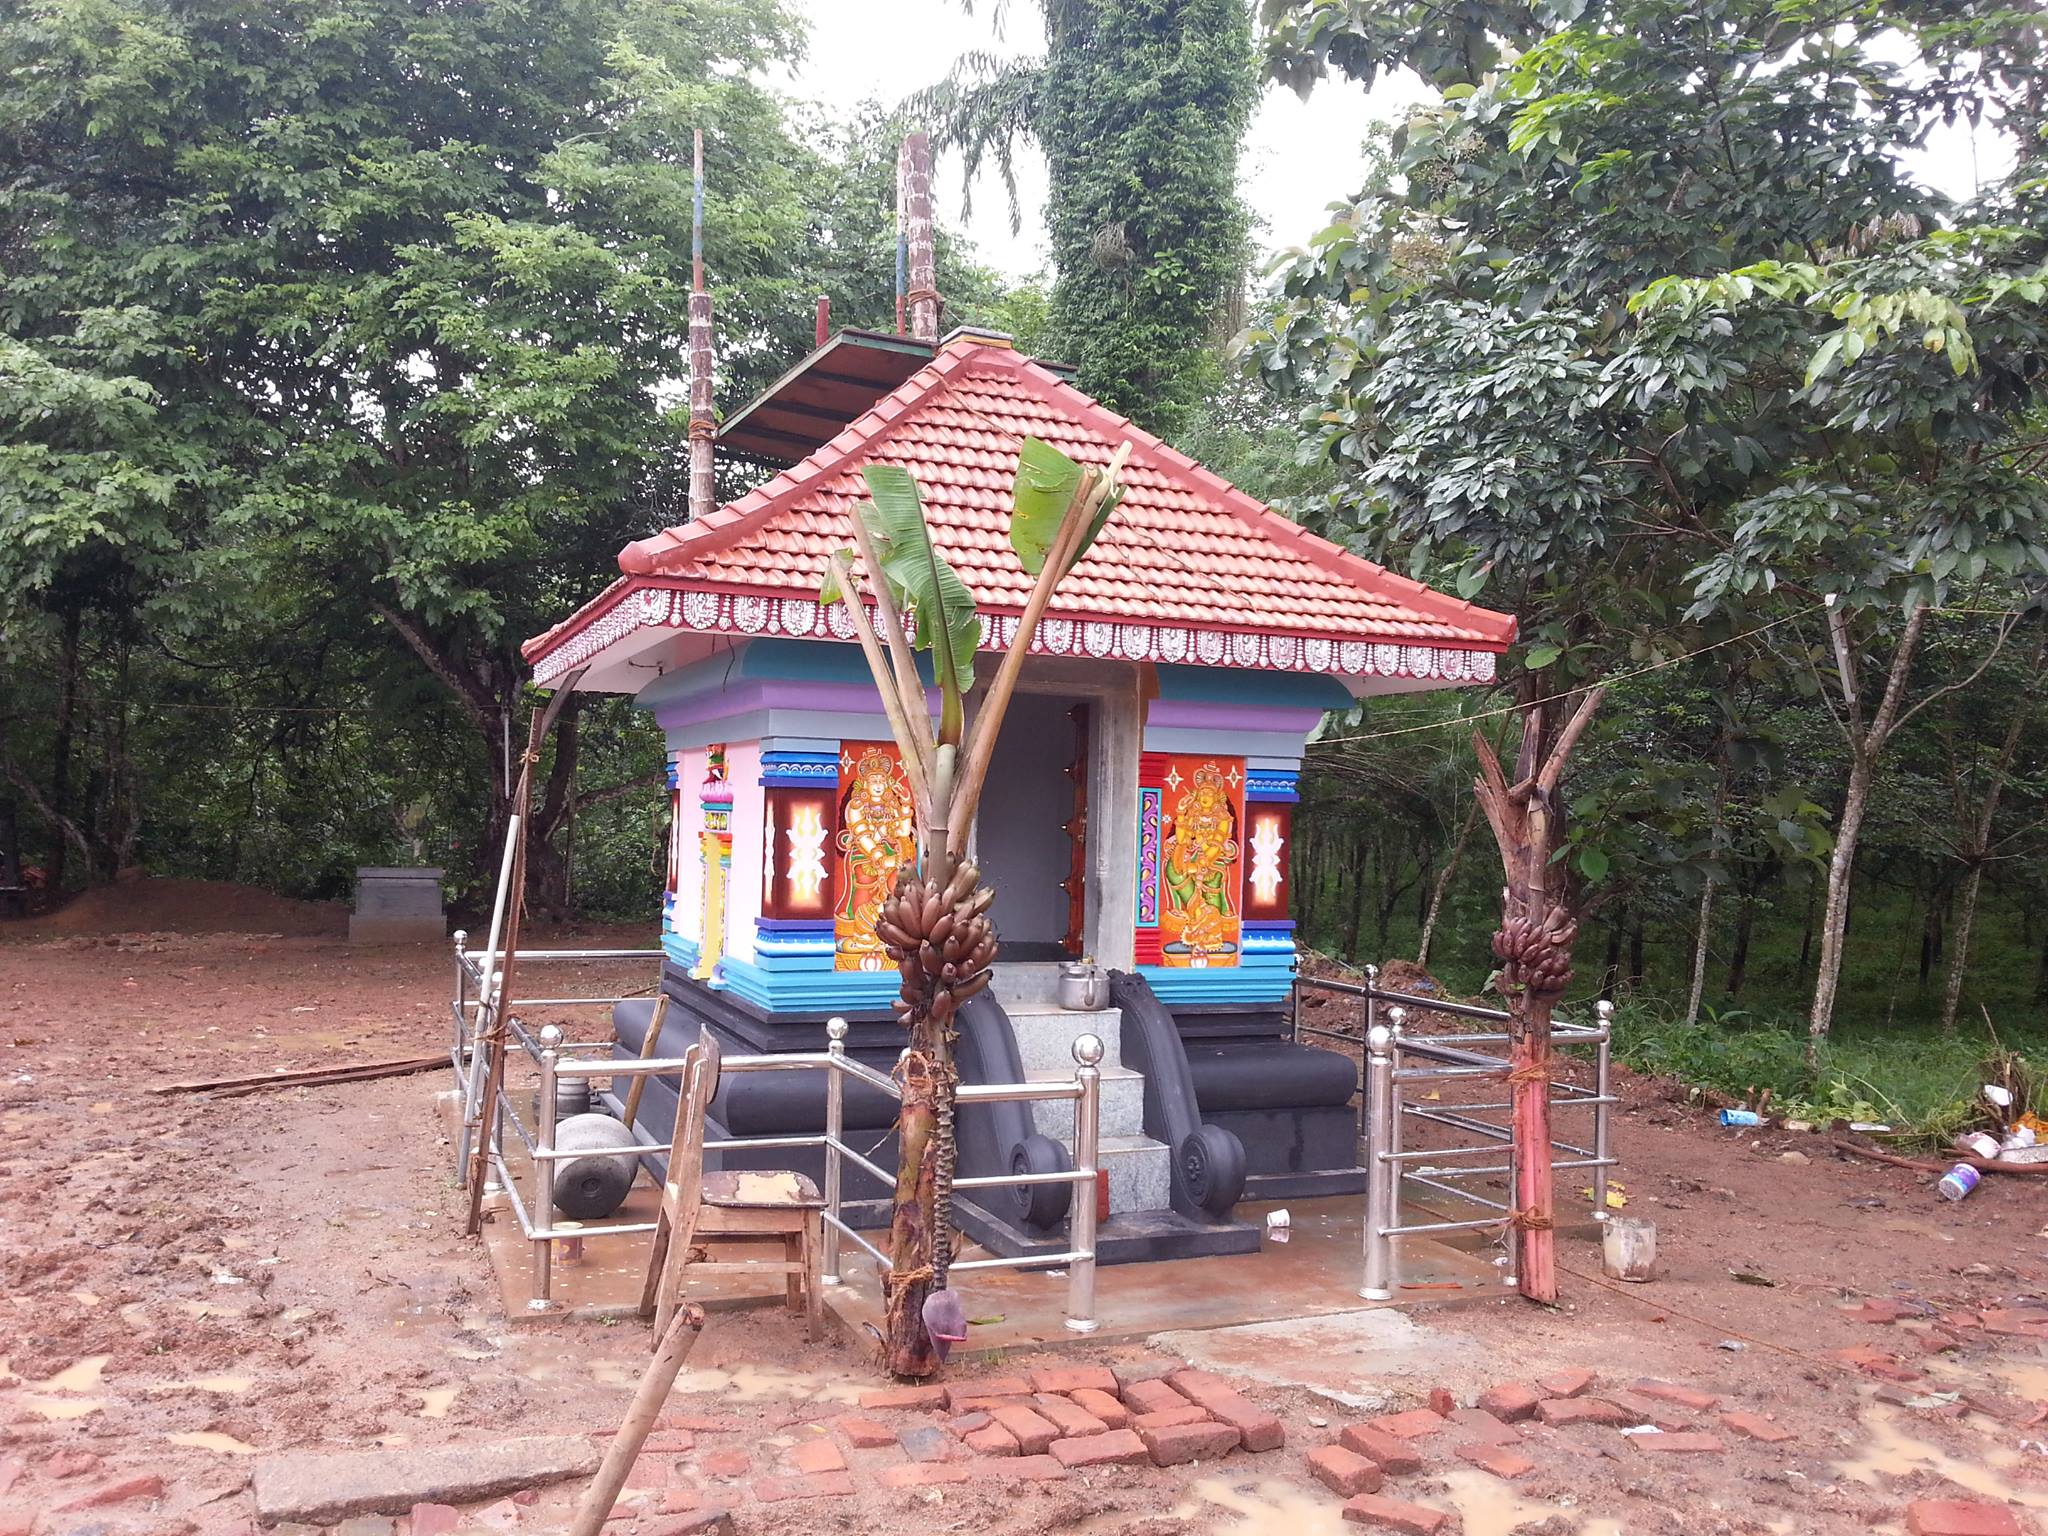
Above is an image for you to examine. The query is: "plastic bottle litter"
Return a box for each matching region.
[1937,1163,1982,1202]
[1719,1108,1764,1127]
[1266,1208,1291,1244]
[2003,1125,2038,1152]
[1985,1084,2014,1110]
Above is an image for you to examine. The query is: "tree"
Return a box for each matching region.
[917,0,1258,437]
[0,0,1017,905]
[822,437,1129,1378]
[1251,0,2048,1047]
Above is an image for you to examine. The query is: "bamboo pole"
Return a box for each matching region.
[566,1302,707,1536]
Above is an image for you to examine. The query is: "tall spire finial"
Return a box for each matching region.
[897,134,938,343]
[687,128,715,521]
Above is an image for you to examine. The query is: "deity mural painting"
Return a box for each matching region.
[834,742,917,971]
[1136,754,1246,969]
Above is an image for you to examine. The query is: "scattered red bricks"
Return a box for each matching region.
[1166,1368,1285,1451]
[949,1411,993,1435]
[978,1454,1069,1481]
[750,1471,857,1502]
[837,1416,898,1449]
[1446,1408,1522,1446]
[1122,1378,1188,1417]
[1631,1379,1719,1412]
[1603,1392,1688,1433]
[897,1426,954,1463]
[45,1451,102,1480]
[963,1424,1019,1457]
[1366,1409,1447,1440]
[1904,1499,2024,1536]
[1049,1428,1149,1468]
[1338,1424,1425,1474]
[411,1504,461,1536]
[1853,1298,1910,1323]
[624,1454,676,1489]
[1720,1411,1797,1444]
[1342,1491,1451,1534]
[658,1488,703,1515]
[1830,1345,1925,1383]
[1457,1442,1537,1479]
[1032,1392,1110,1438]
[53,1475,165,1512]
[1307,1444,1385,1497]
[1071,1387,1131,1428]
[1476,1382,1542,1422]
[646,1511,733,1536]
[1539,1367,1599,1399]
[1633,1431,1725,1455]
[786,1438,846,1475]
[642,1429,696,1454]
[1029,1364,1119,1395]
[1426,1387,1455,1417]
[1140,1419,1241,1467]
[877,1463,971,1489]
[990,1403,1063,1455]
[1537,1399,1632,1429]
[1978,1310,2048,1340]
[860,1385,945,1412]
[699,1449,751,1478]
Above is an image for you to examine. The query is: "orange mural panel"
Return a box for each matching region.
[1157,755,1245,968]
[834,742,917,971]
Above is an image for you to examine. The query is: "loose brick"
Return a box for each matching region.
[658,1488,703,1515]
[1853,1298,1910,1323]
[1122,1379,1187,1416]
[1163,1367,1286,1450]
[1342,1492,1451,1535]
[1071,1388,1130,1429]
[646,1512,733,1536]
[837,1416,898,1449]
[666,1414,739,1433]
[898,1427,952,1463]
[1028,1365,1119,1396]
[1538,1368,1598,1399]
[1139,1419,1241,1467]
[860,1385,946,1412]
[964,1424,1019,1457]
[54,1475,165,1512]
[1031,1394,1110,1438]
[943,1378,1032,1411]
[1476,1382,1542,1422]
[999,1454,1069,1482]
[1049,1429,1149,1468]
[642,1430,696,1454]
[46,1451,102,1480]
[750,1472,856,1502]
[699,1450,750,1478]
[1446,1409,1521,1447]
[1977,1311,2048,1341]
[1634,1431,1725,1455]
[878,1463,972,1489]
[1427,1387,1455,1417]
[412,1508,461,1536]
[1338,1424,1425,1474]
[1631,1379,1720,1412]
[948,1411,993,1436]
[625,1454,677,1489]
[1457,1443,1536,1479]
[1606,1392,1690,1433]
[989,1404,1062,1455]
[1720,1412,1796,1444]
[1366,1409,1448,1441]
[786,1438,846,1475]
[1536,1398,1631,1429]
[1830,1345,1924,1383]
[1905,1499,2024,1536]
[1307,1445,1384,1497]
[1132,1405,1211,1431]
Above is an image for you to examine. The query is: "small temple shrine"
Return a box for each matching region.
[521,138,1515,1264]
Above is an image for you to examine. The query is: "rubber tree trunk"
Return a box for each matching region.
[1417,799,1477,970]
[1809,749,1873,1057]
[1684,876,1715,1027]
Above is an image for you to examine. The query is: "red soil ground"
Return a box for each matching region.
[0,904,2043,1535]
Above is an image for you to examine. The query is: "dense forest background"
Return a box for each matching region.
[4,0,2045,1124]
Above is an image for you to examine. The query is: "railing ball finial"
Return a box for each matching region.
[1366,1023,1394,1053]
[826,1016,848,1043]
[1364,962,1379,983]
[1072,1033,1105,1067]
[1385,1004,1407,1033]
[453,928,468,949]
[538,1023,563,1047]
[1596,998,1615,1022]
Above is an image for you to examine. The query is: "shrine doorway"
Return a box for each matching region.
[975,691,1089,962]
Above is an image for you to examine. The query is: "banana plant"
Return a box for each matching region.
[821,434,1129,1378]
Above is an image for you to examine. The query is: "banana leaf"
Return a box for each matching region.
[1010,436,1124,577]
[857,465,981,739]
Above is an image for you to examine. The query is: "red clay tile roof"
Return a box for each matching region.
[525,338,1513,672]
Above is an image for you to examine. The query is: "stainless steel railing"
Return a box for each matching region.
[448,935,1103,1332]
[1291,967,1615,1300]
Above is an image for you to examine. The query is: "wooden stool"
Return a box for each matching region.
[683,1170,825,1339]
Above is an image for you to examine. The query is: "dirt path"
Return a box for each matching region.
[1,928,2044,1535]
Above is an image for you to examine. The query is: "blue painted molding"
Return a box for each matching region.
[1154,664,1351,710]
[1137,953,1296,1005]
[761,750,839,787]
[718,952,902,1013]
[1245,769,1300,804]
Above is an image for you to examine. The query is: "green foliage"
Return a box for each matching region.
[1008,436,1122,575]
[855,464,983,707]
[920,0,1259,437]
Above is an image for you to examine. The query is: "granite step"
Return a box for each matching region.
[1006,1006,1123,1072]
[1097,1134,1172,1216]
[1026,1064,1146,1141]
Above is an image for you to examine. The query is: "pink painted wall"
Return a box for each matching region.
[720,741,765,964]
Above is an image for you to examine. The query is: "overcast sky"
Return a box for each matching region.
[777,3,2015,285]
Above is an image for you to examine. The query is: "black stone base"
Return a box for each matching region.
[954,1196,1261,1264]
[1243,1167,1368,1200]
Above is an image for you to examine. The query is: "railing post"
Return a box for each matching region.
[1065,1033,1103,1334]
[460,968,501,1188]
[1361,1008,1400,1300]
[452,928,468,1060]
[530,1023,561,1311]
[1592,999,1614,1222]
[822,1016,847,1286]
[1357,964,1379,1151]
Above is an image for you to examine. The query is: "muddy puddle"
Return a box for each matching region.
[1837,1405,2048,1511]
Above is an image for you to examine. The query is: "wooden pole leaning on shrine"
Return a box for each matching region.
[1470,687,1604,1305]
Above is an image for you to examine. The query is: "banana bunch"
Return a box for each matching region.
[1491,908,1578,998]
[876,858,998,1028]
